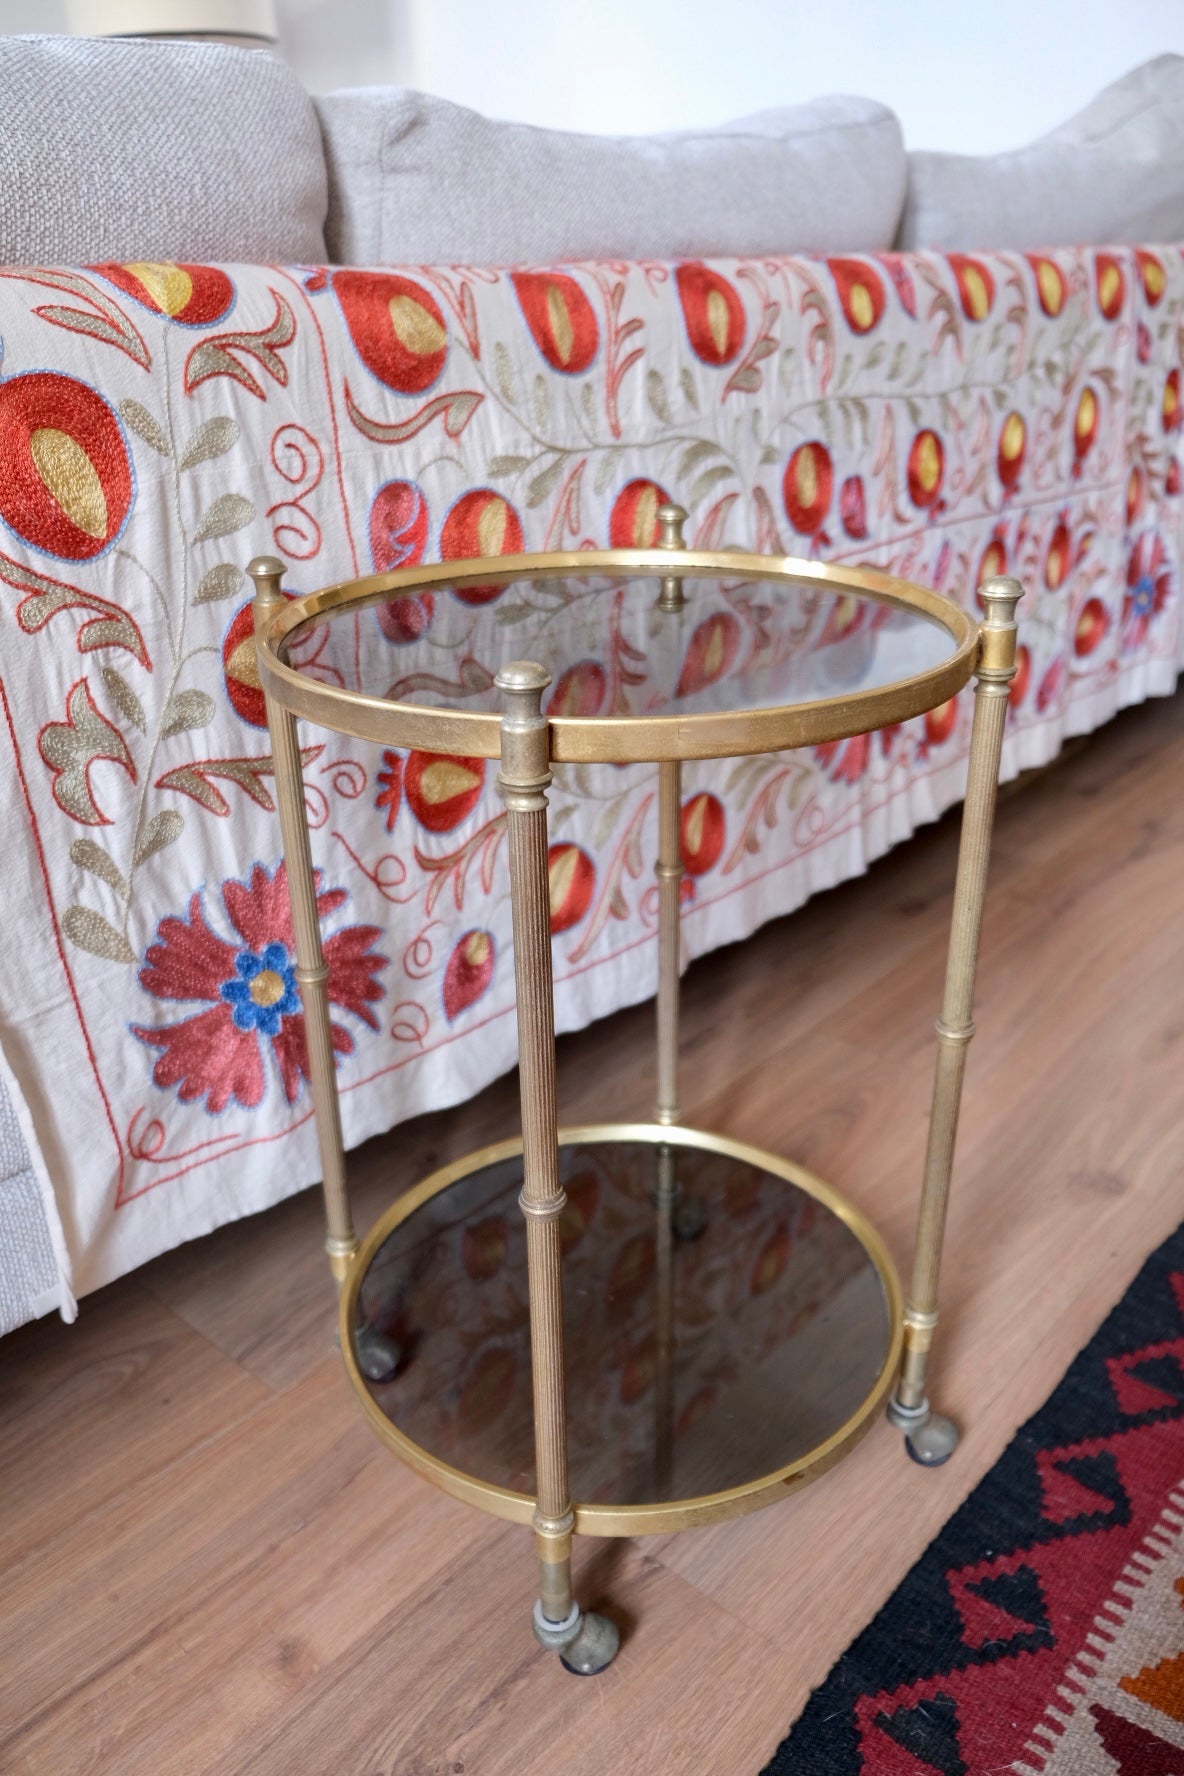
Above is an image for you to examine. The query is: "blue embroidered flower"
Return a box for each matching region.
[1130,573,1156,618]
[133,862,387,1114]
[219,940,301,1038]
[1124,532,1174,652]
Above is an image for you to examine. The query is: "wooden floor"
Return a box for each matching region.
[4,690,1184,1775]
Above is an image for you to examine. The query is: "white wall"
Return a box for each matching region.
[2,0,1183,152]
[406,0,1184,152]
[0,0,69,27]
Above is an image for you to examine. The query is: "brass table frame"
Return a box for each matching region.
[249,509,1022,1673]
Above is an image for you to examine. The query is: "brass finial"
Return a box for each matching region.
[977,574,1024,627]
[656,503,687,550]
[247,555,285,610]
[976,575,1024,680]
[656,503,688,610]
[495,660,552,731]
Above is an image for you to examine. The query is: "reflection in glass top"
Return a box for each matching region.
[353,1139,891,1508]
[285,570,955,723]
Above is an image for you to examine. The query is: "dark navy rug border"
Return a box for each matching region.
[761,1218,1184,1774]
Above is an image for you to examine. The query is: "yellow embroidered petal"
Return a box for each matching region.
[30,428,107,539]
[125,261,193,316]
[475,498,508,557]
[388,294,446,356]
[546,283,574,366]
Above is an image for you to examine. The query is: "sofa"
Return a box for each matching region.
[1,36,1181,1331]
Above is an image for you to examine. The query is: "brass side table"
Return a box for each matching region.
[249,511,1021,1674]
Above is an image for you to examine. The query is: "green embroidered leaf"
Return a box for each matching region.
[134,809,183,864]
[180,416,239,471]
[494,340,517,406]
[162,688,216,738]
[679,366,699,411]
[526,456,565,509]
[39,681,134,826]
[119,399,170,456]
[69,838,128,900]
[156,764,229,816]
[593,447,623,495]
[0,554,149,666]
[80,617,143,655]
[726,365,762,396]
[101,664,146,733]
[678,439,722,480]
[493,603,532,626]
[32,290,150,369]
[191,493,254,545]
[154,746,321,818]
[487,455,530,478]
[531,373,549,434]
[645,369,671,425]
[689,464,735,508]
[194,562,244,605]
[344,386,482,445]
[183,291,296,397]
[61,904,135,964]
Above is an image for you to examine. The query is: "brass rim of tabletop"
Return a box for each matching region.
[259,548,979,763]
[339,1122,905,1537]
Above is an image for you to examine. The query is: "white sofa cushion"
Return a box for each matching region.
[316,87,907,265]
[0,35,327,264]
[900,55,1184,250]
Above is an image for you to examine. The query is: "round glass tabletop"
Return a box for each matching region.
[342,1126,901,1534]
[259,550,979,763]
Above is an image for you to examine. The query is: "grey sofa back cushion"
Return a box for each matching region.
[0,35,327,264]
[900,54,1184,250]
[317,87,907,265]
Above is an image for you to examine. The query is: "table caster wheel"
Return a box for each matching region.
[559,1613,620,1675]
[354,1324,402,1382]
[672,1197,708,1243]
[905,1412,959,1467]
[533,1602,620,1674]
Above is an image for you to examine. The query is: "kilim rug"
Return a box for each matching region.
[763,1220,1184,1774]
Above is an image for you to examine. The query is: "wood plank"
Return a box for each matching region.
[218,1532,794,1776]
[0,1361,488,1772]
[0,1279,268,1571]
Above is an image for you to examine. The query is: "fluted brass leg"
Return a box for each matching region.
[653,1142,678,1498]
[497,661,619,1675]
[250,557,357,1289]
[655,759,683,1126]
[889,576,1024,1464]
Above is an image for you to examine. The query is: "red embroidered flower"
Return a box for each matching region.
[133,862,386,1112]
[814,727,898,783]
[1123,532,1174,651]
[815,734,870,784]
[1037,656,1066,712]
[375,749,403,831]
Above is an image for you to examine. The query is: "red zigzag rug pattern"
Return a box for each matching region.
[765,1224,1184,1774]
